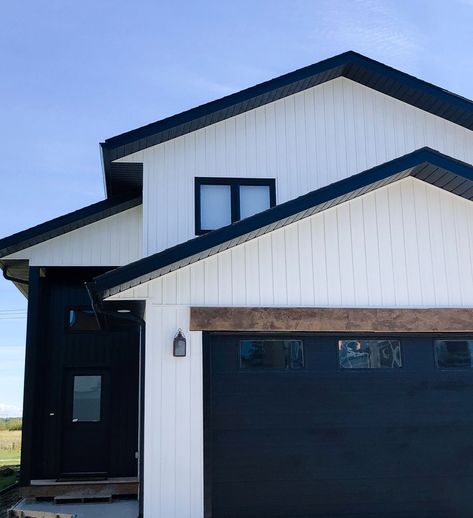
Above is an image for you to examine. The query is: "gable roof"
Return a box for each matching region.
[0,194,142,258]
[92,147,473,300]
[102,51,473,197]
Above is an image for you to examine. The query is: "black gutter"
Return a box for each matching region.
[93,147,473,299]
[85,282,145,518]
[2,265,28,286]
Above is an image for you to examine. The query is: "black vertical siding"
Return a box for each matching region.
[20,267,43,485]
[28,267,139,480]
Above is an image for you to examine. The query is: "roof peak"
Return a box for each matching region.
[101,51,473,198]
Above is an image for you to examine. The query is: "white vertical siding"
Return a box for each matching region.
[4,206,143,266]
[112,179,473,308]
[117,78,473,256]
[124,178,473,518]
[144,305,202,518]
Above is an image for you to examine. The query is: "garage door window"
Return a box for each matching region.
[434,340,473,368]
[338,339,402,369]
[240,340,304,369]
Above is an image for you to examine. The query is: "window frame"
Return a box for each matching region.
[195,177,276,235]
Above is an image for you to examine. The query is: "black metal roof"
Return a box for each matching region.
[92,147,473,300]
[101,51,473,197]
[0,194,142,258]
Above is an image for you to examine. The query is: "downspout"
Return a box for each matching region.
[85,282,146,518]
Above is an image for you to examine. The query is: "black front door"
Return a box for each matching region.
[61,369,110,477]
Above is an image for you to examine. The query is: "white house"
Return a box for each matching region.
[3,51,473,517]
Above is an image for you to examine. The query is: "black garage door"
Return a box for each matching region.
[204,333,473,518]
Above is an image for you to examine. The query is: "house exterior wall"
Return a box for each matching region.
[113,178,473,307]
[116,177,473,518]
[115,78,473,256]
[4,206,143,266]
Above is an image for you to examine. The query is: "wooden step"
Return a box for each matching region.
[20,480,137,499]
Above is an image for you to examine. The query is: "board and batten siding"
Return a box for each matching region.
[115,77,473,256]
[4,206,143,266]
[115,177,473,518]
[112,178,473,308]
[144,306,203,518]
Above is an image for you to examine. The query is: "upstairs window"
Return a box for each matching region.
[195,178,276,234]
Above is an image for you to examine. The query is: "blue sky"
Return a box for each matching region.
[0,0,472,416]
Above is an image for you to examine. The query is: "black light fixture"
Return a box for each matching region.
[173,329,187,357]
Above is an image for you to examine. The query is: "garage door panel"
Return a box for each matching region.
[211,375,473,426]
[212,477,473,518]
[212,426,473,481]
[205,333,473,517]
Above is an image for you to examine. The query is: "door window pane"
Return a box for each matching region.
[434,340,473,368]
[73,375,102,422]
[240,340,304,369]
[200,184,232,230]
[240,185,271,219]
[338,339,402,369]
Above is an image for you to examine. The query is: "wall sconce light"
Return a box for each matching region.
[173,329,187,357]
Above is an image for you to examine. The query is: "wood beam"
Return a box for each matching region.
[190,307,473,333]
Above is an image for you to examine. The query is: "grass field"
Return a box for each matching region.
[0,430,21,468]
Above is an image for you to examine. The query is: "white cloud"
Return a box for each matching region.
[0,403,22,418]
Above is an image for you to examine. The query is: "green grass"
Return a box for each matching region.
[0,430,21,468]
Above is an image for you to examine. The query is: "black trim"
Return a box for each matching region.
[194,177,276,235]
[202,332,212,518]
[101,51,473,196]
[0,195,142,258]
[92,147,473,300]
[20,267,42,486]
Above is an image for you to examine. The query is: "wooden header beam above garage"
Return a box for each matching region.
[190,307,473,333]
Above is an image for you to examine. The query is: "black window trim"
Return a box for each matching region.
[195,177,276,235]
